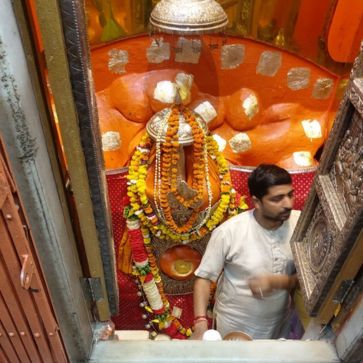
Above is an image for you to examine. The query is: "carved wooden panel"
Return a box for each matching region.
[332,112,363,211]
[291,49,363,318]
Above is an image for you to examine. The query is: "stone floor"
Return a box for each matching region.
[89,337,339,363]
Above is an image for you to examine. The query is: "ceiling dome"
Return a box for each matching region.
[150,0,228,35]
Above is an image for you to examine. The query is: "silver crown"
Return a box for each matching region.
[146,108,208,146]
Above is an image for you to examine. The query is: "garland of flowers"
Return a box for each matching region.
[127,138,238,242]
[170,107,208,209]
[126,218,191,338]
[124,106,248,338]
[154,105,213,234]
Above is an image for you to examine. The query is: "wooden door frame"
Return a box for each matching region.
[0,0,97,361]
[25,0,118,319]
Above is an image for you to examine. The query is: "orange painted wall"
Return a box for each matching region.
[92,34,341,169]
[91,34,337,113]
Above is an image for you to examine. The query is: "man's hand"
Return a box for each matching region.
[192,277,211,339]
[248,274,297,298]
[248,275,274,299]
[189,320,208,340]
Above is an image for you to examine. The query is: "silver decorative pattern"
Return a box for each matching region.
[194,101,217,123]
[287,67,311,90]
[229,133,252,153]
[221,44,245,70]
[175,37,201,64]
[153,81,177,103]
[212,134,226,152]
[101,131,121,151]
[149,0,228,35]
[307,211,333,274]
[256,51,282,77]
[333,114,363,210]
[175,72,194,104]
[147,38,171,64]
[108,49,129,74]
[146,108,208,146]
[293,151,313,167]
[242,94,259,119]
[301,119,322,139]
[350,78,363,116]
[312,78,334,99]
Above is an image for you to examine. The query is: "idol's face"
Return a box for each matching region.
[254,184,294,222]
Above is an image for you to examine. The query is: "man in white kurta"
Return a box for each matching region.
[192,164,300,340]
[194,209,300,339]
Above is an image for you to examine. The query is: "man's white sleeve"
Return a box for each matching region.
[194,227,228,282]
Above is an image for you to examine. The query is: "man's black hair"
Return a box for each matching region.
[248,164,292,199]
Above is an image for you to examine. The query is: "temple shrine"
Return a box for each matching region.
[0,0,362,361]
[87,0,360,339]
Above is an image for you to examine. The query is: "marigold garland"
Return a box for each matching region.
[154,105,212,234]
[124,105,248,339]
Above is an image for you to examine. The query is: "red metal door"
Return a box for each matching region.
[0,139,68,363]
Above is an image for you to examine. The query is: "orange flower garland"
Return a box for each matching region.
[156,105,208,233]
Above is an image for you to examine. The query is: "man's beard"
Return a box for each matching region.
[263,209,292,222]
